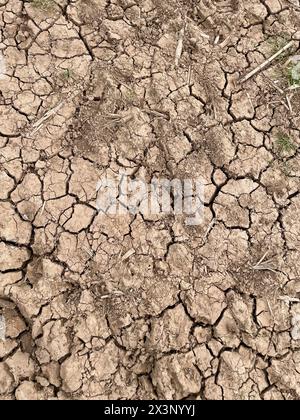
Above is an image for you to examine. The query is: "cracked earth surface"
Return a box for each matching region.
[1,0,300,401]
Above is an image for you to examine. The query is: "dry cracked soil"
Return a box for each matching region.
[1,0,300,401]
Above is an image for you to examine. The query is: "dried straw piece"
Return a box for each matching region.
[240,41,294,83]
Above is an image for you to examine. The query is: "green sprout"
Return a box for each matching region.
[61,68,73,80]
[30,0,55,11]
[276,134,297,154]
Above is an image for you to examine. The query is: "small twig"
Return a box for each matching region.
[100,291,124,300]
[263,74,285,94]
[187,65,192,86]
[121,248,135,261]
[255,252,269,267]
[287,84,300,91]
[246,92,255,114]
[30,88,81,135]
[214,35,220,45]
[105,113,124,119]
[0,315,6,341]
[203,218,216,240]
[240,41,295,83]
[286,94,293,113]
[213,103,217,120]
[252,252,277,273]
[175,18,187,67]
[253,264,277,273]
[199,30,210,40]
[279,295,300,304]
[268,100,282,104]
[264,325,275,361]
[252,264,274,271]
[103,113,133,126]
[266,300,274,319]
[280,100,290,111]
[32,102,64,133]
[186,17,209,39]
[40,201,46,216]
[144,108,170,120]
[219,35,231,49]
[82,246,94,258]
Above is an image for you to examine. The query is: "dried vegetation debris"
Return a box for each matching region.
[0,0,300,400]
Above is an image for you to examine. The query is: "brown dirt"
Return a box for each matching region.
[1,0,300,400]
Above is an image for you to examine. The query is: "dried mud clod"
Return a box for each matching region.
[1,0,300,401]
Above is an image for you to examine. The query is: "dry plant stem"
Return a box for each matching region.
[32,102,64,133]
[30,88,81,135]
[219,35,231,48]
[40,201,46,216]
[121,249,135,261]
[286,95,293,113]
[254,252,269,267]
[187,65,192,86]
[203,218,216,240]
[175,17,186,67]
[186,17,209,39]
[279,296,300,304]
[263,74,285,94]
[252,252,277,273]
[280,100,290,111]
[144,109,169,119]
[100,291,124,300]
[240,41,295,83]
[246,93,255,113]
[175,28,185,66]
[214,35,220,45]
[287,85,300,90]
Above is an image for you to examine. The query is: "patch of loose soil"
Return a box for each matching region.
[1,0,300,400]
